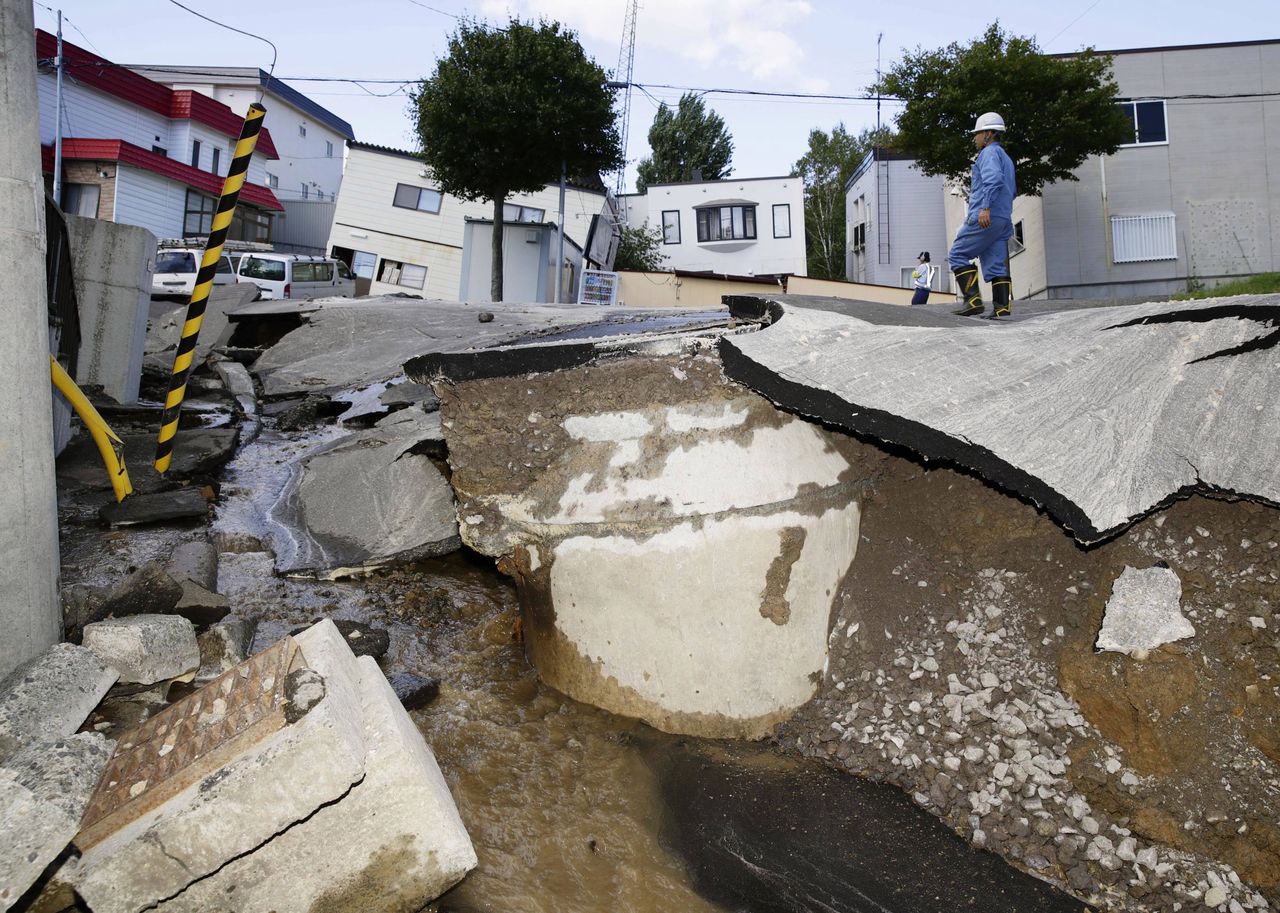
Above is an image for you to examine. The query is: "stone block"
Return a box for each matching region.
[93,563,183,626]
[70,622,368,913]
[0,733,114,911]
[195,618,257,681]
[154,655,475,912]
[1096,565,1195,656]
[0,644,117,763]
[82,615,200,685]
[99,489,210,528]
[171,580,231,628]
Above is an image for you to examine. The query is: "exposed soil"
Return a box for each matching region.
[780,434,1279,912]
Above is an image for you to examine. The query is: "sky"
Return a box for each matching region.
[32,0,1279,192]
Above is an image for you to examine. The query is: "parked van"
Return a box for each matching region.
[152,247,237,299]
[236,253,355,300]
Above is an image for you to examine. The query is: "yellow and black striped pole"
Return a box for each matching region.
[155,102,266,473]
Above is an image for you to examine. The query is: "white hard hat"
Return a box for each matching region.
[970,112,1006,133]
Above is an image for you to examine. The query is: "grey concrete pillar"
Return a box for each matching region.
[0,0,62,677]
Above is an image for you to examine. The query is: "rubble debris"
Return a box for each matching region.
[195,617,258,681]
[213,359,256,416]
[380,379,439,411]
[70,627,367,913]
[1096,565,1195,656]
[0,734,114,911]
[170,580,232,627]
[99,488,210,527]
[0,644,117,763]
[291,619,390,659]
[478,311,495,323]
[270,420,460,579]
[165,540,218,591]
[145,284,256,361]
[90,562,183,627]
[71,620,475,913]
[273,394,344,431]
[426,353,863,739]
[82,615,200,685]
[60,428,239,495]
[386,672,440,711]
[720,295,1280,543]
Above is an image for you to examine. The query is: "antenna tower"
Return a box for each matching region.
[614,0,639,197]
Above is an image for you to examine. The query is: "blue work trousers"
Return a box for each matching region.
[948,215,1013,280]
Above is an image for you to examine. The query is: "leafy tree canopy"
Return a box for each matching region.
[873,23,1131,196]
[613,224,667,272]
[411,18,622,299]
[793,125,891,279]
[636,92,733,192]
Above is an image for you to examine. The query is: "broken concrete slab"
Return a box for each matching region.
[249,297,729,398]
[213,359,256,415]
[94,562,184,624]
[99,487,210,527]
[387,672,440,711]
[60,428,239,495]
[70,623,368,913]
[82,615,200,685]
[1096,565,1195,656]
[165,540,217,591]
[269,419,460,579]
[0,644,117,763]
[427,352,863,738]
[381,378,439,411]
[719,295,1280,543]
[0,733,114,911]
[145,283,257,361]
[290,619,389,659]
[172,580,232,627]
[153,654,476,913]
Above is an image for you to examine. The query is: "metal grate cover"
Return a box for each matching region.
[76,637,301,850]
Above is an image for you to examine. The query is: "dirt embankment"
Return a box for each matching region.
[782,438,1279,912]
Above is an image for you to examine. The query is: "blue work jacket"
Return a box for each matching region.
[968,141,1015,222]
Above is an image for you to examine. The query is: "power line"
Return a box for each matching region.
[32,2,102,54]
[161,0,278,81]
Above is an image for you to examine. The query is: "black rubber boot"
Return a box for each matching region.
[952,266,983,316]
[983,277,1013,319]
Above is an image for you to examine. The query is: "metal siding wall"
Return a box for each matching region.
[886,160,949,290]
[113,167,185,239]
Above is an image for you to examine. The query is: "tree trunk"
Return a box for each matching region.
[490,194,505,302]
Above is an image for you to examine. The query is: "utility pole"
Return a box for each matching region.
[53,8,64,206]
[0,0,62,677]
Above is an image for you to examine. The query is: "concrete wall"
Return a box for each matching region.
[787,275,915,305]
[613,272,914,308]
[1036,42,1280,298]
[65,215,156,404]
[621,176,807,276]
[1,0,61,677]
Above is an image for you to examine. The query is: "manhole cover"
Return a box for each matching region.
[76,637,301,849]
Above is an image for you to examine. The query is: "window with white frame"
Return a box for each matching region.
[1116,100,1167,146]
[393,183,443,213]
[301,183,309,200]
[661,210,680,244]
[696,204,756,242]
[299,124,307,137]
[190,139,201,168]
[211,147,221,174]
[266,172,278,189]
[325,140,334,158]
[503,203,545,223]
[772,204,791,239]
[62,183,100,218]
[1008,220,1026,256]
[1111,213,1177,263]
[851,222,866,252]
[378,259,427,289]
[183,190,215,235]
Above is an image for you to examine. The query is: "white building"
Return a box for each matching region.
[327,142,612,301]
[128,65,355,253]
[845,150,951,292]
[619,176,806,277]
[36,31,282,242]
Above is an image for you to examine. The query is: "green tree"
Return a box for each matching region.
[793,125,891,280]
[873,23,1131,196]
[612,224,667,272]
[635,93,733,192]
[411,19,622,301]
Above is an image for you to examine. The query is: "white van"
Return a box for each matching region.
[236,253,355,301]
[152,248,237,299]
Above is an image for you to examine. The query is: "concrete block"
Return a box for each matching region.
[0,643,117,763]
[1096,565,1195,656]
[155,655,476,913]
[70,622,368,913]
[64,215,155,405]
[145,284,255,361]
[0,733,114,911]
[99,489,210,528]
[171,580,231,628]
[82,615,200,685]
[213,360,256,415]
[195,618,257,681]
[165,541,218,591]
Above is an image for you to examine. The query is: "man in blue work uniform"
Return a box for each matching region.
[949,112,1016,318]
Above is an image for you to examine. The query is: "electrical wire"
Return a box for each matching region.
[32,1,104,54]
[161,0,279,83]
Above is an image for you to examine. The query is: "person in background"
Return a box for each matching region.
[948,111,1016,318]
[910,251,934,305]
